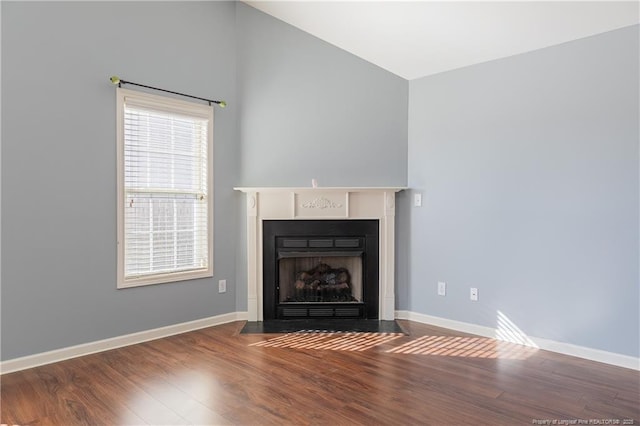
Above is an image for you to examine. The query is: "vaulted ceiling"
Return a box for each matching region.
[246,1,639,80]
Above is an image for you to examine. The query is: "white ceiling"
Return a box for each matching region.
[245,1,640,80]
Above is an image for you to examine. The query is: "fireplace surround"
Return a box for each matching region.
[234,187,404,322]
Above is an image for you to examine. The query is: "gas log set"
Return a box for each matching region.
[286,263,357,303]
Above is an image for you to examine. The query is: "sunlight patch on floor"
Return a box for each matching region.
[249,332,404,352]
[249,331,537,359]
[385,335,537,359]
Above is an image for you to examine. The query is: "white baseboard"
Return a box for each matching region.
[0,311,246,375]
[395,310,639,371]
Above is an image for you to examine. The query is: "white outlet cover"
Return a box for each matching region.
[219,280,227,293]
[470,288,478,301]
[437,281,446,296]
[414,193,422,207]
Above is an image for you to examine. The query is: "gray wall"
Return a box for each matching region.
[1,1,239,360]
[1,2,408,360]
[234,3,409,311]
[407,25,639,357]
[235,3,408,188]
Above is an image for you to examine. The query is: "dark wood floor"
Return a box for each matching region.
[1,320,638,425]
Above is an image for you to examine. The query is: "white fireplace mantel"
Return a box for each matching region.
[234,187,405,321]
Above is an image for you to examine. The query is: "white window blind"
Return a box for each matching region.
[117,89,213,288]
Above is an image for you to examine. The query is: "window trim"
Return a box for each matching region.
[116,88,214,289]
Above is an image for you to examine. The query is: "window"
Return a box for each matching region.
[116,88,213,288]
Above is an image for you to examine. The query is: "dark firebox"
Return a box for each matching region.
[263,220,379,320]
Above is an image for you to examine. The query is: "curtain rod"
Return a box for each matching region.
[110,76,226,108]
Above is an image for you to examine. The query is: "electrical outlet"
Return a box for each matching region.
[437,281,446,296]
[414,193,422,207]
[218,279,227,293]
[470,287,478,301]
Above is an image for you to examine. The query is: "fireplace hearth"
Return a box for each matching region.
[263,220,379,320]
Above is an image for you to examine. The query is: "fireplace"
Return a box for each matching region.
[263,220,379,320]
[234,187,404,321]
